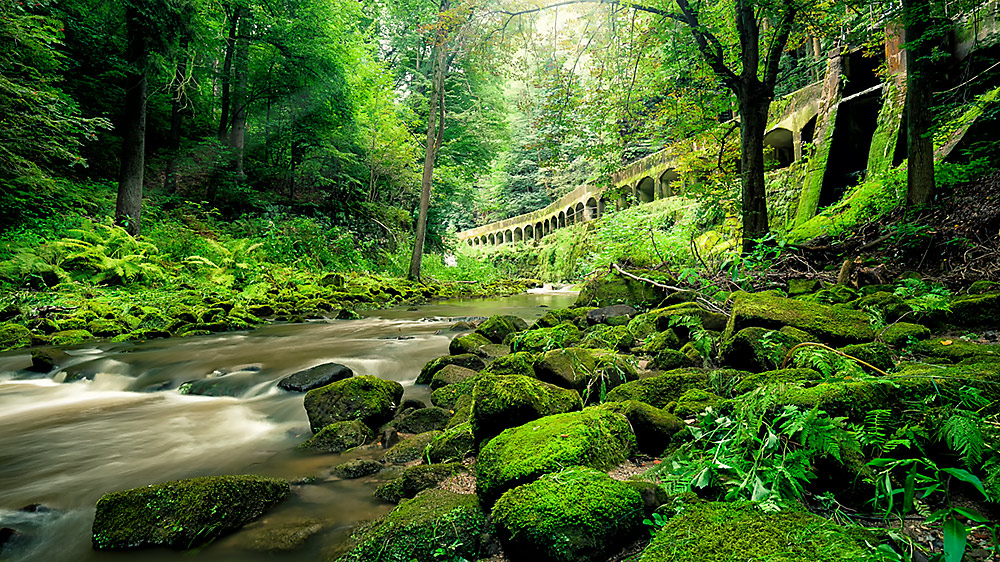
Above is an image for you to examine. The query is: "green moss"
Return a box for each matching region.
[799,285,859,305]
[298,420,374,453]
[47,329,93,346]
[476,409,637,504]
[598,400,684,456]
[383,431,441,464]
[509,324,582,353]
[0,323,33,351]
[636,328,681,354]
[652,349,698,370]
[337,490,488,562]
[672,389,721,418]
[331,459,383,479]
[534,347,638,404]
[530,307,595,330]
[605,369,710,409]
[471,374,582,445]
[648,303,729,333]
[581,324,635,352]
[968,281,1000,294]
[726,291,874,345]
[430,375,482,410]
[879,322,930,347]
[448,332,492,356]
[733,368,820,395]
[476,314,529,344]
[574,270,670,309]
[910,338,1000,364]
[416,353,485,385]
[374,463,466,503]
[947,293,1000,329]
[92,475,290,550]
[491,467,644,562]
[787,278,821,296]
[446,394,473,428]
[387,406,452,434]
[855,291,910,321]
[639,501,883,561]
[481,351,539,378]
[303,375,404,432]
[425,422,476,463]
[837,342,895,371]
[429,364,478,390]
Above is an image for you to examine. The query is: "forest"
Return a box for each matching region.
[1,0,999,560]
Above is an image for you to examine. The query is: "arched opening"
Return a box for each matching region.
[514,227,523,242]
[504,230,513,244]
[563,207,573,225]
[636,177,655,203]
[763,127,795,169]
[658,169,680,197]
[536,221,544,237]
[488,233,496,245]
[479,236,486,246]
[467,239,473,247]
[599,198,608,216]
[550,216,558,232]
[558,211,566,228]
[586,197,599,219]
[525,224,534,240]
[574,202,585,222]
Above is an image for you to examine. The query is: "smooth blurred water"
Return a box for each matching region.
[0,288,578,561]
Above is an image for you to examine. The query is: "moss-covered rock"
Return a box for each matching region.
[416,354,484,385]
[430,375,482,410]
[429,365,478,390]
[0,324,32,352]
[480,351,539,378]
[879,322,930,347]
[91,475,290,550]
[733,368,820,395]
[373,463,467,503]
[910,337,1000,364]
[446,394,473,428]
[476,409,636,504]
[491,467,645,562]
[237,519,324,552]
[800,284,859,305]
[671,389,721,418]
[278,362,353,392]
[331,459,383,479]
[471,374,582,445]
[536,347,637,400]
[599,400,684,456]
[530,307,595,330]
[475,314,529,344]
[585,304,638,326]
[837,342,895,372]
[575,271,670,308]
[651,349,699,370]
[578,324,633,352]
[605,369,710,409]
[968,281,1000,294]
[638,501,882,562]
[388,407,452,434]
[719,326,799,372]
[787,278,821,296]
[303,375,403,433]
[336,490,488,562]
[855,291,910,321]
[448,332,508,358]
[298,420,374,453]
[509,324,582,353]
[383,431,441,464]
[947,292,1000,328]
[178,371,263,397]
[727,291,874,345]
[635,329,681,354]
[425,422,476,463]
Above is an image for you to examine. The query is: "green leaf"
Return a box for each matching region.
[953,506,989,523]
[942,516,967,562]
[903,462,917,515]
[941,467,987,498]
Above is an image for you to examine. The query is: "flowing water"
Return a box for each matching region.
[0,288,579,562]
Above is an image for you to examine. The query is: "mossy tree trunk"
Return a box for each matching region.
[903,0,936,208]
[115,1,148,237]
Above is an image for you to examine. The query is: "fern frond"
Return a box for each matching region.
[940,411,984,467]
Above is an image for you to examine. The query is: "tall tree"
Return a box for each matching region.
[903,0,936,207]
[115,0,149,236]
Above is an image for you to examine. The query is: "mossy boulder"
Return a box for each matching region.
[733,368,820,395]
[651,349,699,370]
[837,342,895,372]
[910,337,1000,364]
[383,431,440,464]
[237,519,324,553]
[448,332,508,358]
[599,400,684,456]
[337,490,489,562]
[670,389,721,418]
[968,281,1000,294]
[425,422,476,463]
[373,463,467,503]
[491,467,645,562]
[530,307,594,330]
[534,347,638,404]
[387,407,452,434]
[585,304,638,325]
[787,278,821,296]
[879,322,930,347]
[648,303,729,333]
[575,271,670,308]
[0,324,32,352]
[605,369,710,409]
[430,375,482,410]
[480,351,538,378]
[471,374,582,445]
[800,284,859,305]
[476,409,637,504]
[178,371,263,397]
[638,501,882,562]
[446,394,473,428]
[429,364,478,390]
[278,362,353,392]
[303,375,403,433]
[719,326,799,372]
[947,292,1000,328]
[298,420,374,453]
[581,325,635,352]
[509,324,581,353]
[475,314,529,344]
[635,329,681,353]
[331,459,383,479]
[28,348,69,373]
[91,475,290,550]
[416,354,484,385]
[727,291,874,345]
[855,291,910,321]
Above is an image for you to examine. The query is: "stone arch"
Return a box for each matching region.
[546,219,554,235]
[658,169,680,198]
[586,197,599,219]
[536,221,544,238]
[558,211,566,228]
[488,233,496,245]
[636,176,655,203]
[565,207,575,225]
[479,235,486,246]
[525,224,534,240]
[504,230,513,244]
[467,239,473,247]
[514,227,523,242]
[599,197,608,216]
[763,127,794,169]
[574,202,585,222]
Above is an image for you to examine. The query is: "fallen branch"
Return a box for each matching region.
[780,342,890,377]
[610,262,728,314]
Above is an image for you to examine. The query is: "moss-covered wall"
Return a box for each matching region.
[795,53,844,227]
[866,80,905,177]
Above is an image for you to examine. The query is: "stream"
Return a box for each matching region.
[0,288,579,562]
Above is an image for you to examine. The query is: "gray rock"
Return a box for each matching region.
[278,363,353,392]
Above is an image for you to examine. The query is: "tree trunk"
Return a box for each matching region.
[217,9,238,142]
[903,0,936,207]
[164,43,188,195]
[230,5,250,181]
[408,35,448,281]
[116,2,147,237]
[737,83,771,253]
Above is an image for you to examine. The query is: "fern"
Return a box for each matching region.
[791,347,866,379]
[940,411,985,467]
